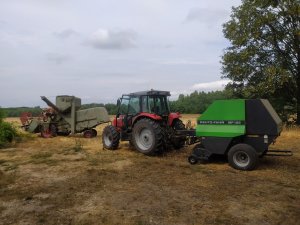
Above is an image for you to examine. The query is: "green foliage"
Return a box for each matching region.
[0,109,4,123]
[2,106,41,117]
[2,103,118,117]
[222,0,300,124]
[0,109,18,148]
[170,90,232,114]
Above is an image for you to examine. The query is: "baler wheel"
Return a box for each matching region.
[188,155,198,165]
[132,118,163,155]
[102,125,120,150]
[228,144,258,171]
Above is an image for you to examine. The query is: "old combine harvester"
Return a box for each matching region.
[21,95,109,138]
[102,90,291,170]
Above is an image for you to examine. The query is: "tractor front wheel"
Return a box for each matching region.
[228,144,258,171]
[132,118,163,155]
[102,125,120,150]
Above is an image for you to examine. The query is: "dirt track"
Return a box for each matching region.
[0,116,299,225]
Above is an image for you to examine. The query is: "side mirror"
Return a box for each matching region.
[117,99,121,107]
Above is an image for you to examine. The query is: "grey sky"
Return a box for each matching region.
[0,0,241,107]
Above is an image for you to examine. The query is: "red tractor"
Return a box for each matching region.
[102,90,187,155]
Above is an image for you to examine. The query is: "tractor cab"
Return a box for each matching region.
[113,90,174,131]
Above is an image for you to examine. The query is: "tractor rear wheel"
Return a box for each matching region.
[132,118,163,155]
[102,125,120,150]
[172,119,186,149]
[228,144,258,171]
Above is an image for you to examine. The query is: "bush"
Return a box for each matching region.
[0,110,18,148]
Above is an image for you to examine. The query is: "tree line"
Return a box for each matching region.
[0,88,295,124]
[1,103,119,117]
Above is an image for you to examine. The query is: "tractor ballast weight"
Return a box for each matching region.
[21,95,110,138]
[188,99,291,170]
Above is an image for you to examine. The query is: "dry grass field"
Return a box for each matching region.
[0,115,299,225]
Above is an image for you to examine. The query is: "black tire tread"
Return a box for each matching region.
[133,118,163,155]
[102,125,120,150]
[228,143,258,171]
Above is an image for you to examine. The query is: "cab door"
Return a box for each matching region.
[115,96,140,129]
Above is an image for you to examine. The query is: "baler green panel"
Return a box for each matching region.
[196,99,246,137]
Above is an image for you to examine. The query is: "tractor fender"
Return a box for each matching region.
[168,112,181,126]
[132,113,162,126]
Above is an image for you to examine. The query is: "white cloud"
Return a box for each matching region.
[169,80,230,100]
[46,53,70,64]
[192,80,229,91]
[0,31,36,47]
[54,29,78,39]
[156,59,214,66]
[85,28,137,50]
[185,8,228,24]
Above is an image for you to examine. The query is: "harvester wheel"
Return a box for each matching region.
[83,130,94,138]
[188,155,198,165]
[41,124,56,138]
[41,129,51,138]
[228,144,258,171]
[132,118,163,155]
[172,119,186,149]
[102,125,120,150]
[50,124,57,137]
[91,129,98,137]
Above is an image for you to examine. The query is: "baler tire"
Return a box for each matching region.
[172,119,186,149]
[102,125,120,150]
[228,144,258,171]
[188,155,198,165]
[132,118,163,155]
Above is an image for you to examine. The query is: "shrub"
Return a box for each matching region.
[0,109,18,148]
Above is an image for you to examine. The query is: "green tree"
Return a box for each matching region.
[222,0,300,124]
[169,90,230,114]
